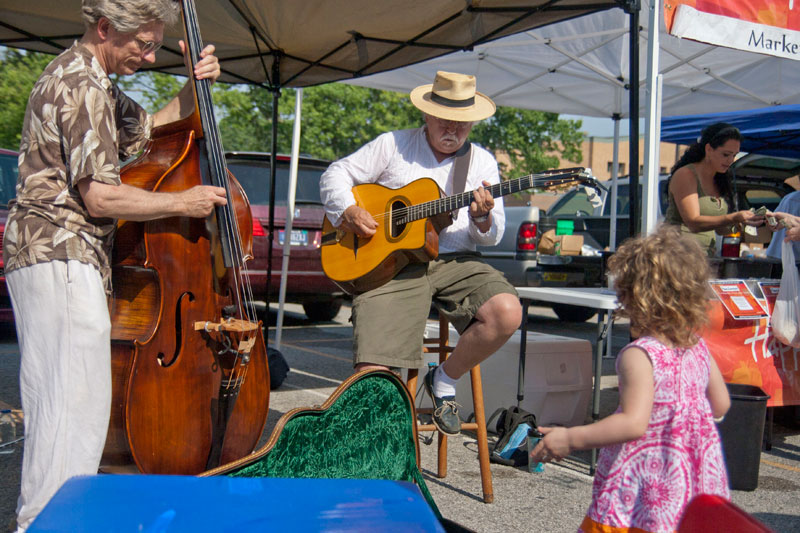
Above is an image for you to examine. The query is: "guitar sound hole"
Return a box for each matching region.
[390,200,408,238]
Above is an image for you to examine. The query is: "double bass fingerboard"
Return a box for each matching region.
[181,0,241,269]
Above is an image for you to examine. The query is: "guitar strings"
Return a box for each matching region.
[363,171,586,224]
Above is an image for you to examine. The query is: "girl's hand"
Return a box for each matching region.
[529,426,570,463]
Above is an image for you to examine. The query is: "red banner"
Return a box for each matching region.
[665,0,800,60]
[703,300,800,407]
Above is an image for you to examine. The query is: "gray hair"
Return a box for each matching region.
[81,0,180,34]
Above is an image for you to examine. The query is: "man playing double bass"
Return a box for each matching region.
[3,1,226,529]
[320,71,523,436]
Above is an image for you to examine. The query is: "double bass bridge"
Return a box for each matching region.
[195,318,258,362]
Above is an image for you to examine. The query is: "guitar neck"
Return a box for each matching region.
[402,169,583,223]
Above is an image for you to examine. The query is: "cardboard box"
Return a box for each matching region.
[539,229,558,254]
[411,322,593,427]
[743,225,773,245]
[556,234,584,256]
[539,230,584,256]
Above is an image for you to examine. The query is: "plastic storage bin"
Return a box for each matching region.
[555,219,574,235]
[414,322,592,427]
[717,383,770,491]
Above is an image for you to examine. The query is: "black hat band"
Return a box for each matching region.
[431,92,475,108]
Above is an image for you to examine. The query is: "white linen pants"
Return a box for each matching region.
[7,261,111,531]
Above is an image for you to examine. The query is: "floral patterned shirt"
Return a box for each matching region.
[3,42,153,291]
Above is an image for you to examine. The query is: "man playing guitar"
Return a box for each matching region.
[320,71,522,436]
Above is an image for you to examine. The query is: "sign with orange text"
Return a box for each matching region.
[703,300,800,407]
[665,0,800,60]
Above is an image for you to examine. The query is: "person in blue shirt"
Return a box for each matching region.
[766,190,800,259]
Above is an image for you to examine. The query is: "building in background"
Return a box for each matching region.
[503,136,685,209]
[568,136,685,181]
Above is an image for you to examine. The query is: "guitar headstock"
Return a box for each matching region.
[577,171,609,195]
[535,167,602,193]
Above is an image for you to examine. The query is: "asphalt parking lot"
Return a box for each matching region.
[1,303,799,532]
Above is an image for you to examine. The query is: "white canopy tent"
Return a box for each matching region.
[346,4,800,116]
[344,0,800,243]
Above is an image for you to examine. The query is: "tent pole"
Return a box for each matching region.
[265,81,280,347]
[275,88,303,350]
[642,0,662,235]
[609,113,621,251]
[626,0,641,238]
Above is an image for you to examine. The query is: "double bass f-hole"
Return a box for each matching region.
[157,291,195,368]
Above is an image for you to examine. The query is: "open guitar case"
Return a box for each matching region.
[202,369,473,532]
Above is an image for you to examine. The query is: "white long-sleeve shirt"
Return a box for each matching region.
[320,126,505,253]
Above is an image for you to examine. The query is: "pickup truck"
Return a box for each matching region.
[476,203,605,322]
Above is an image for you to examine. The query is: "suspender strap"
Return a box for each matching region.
[452,141,472,195]
[450,142,472,219]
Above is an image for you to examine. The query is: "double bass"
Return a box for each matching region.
[101,0,270,474]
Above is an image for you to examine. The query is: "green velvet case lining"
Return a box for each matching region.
[225,372,440,517]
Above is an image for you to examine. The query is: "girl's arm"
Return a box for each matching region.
[707,356,731,419]
[531,346,655,461]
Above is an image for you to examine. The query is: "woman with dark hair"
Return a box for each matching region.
[665,122,764,255]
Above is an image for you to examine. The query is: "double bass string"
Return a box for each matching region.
[186,0,254,318]
[184,0,255,386]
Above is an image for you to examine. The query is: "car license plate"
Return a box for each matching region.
[278,229,309,246]
[542,272,568,282]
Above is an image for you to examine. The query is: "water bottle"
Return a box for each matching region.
[0,409,16,454]
[526,427,545,473]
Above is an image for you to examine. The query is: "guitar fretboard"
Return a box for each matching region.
[396,169,585,225]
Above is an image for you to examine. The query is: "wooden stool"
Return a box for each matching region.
[407,315,494,503]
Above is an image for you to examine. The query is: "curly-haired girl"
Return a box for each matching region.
[530,225,731,533]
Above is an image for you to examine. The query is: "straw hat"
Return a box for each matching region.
[409,71,495,122]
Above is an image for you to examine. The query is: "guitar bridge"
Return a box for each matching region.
[320,229,345,246]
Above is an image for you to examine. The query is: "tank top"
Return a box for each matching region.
[665,164,729,256]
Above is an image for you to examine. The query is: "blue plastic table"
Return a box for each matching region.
[28,475,445,532]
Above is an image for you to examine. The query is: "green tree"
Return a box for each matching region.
[116,70,184,111]
[471,107,583,179]
[0,47,585,178]
[213,83,585,177]
[214,83,421,160]
[296,84,419,160]
[0,49,52,149]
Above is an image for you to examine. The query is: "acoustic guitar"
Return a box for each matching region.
[320,167,598,294]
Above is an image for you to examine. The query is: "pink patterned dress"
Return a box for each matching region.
[579,337,730,533]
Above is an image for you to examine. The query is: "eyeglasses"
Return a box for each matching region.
[134,36,163,56]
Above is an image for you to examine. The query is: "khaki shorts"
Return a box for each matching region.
[351,253,517,369]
